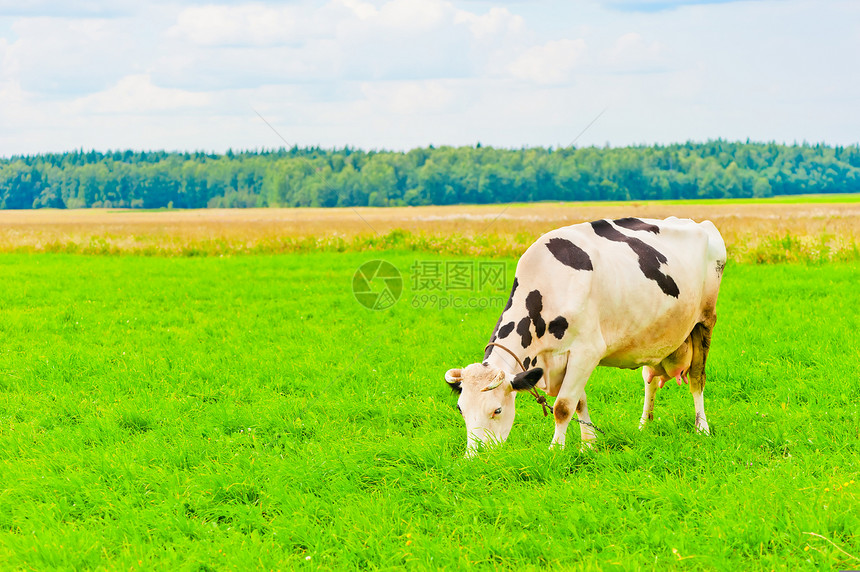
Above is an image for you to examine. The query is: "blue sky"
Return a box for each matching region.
[0,0,857,155]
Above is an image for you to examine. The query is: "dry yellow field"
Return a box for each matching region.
[0,200,858,262]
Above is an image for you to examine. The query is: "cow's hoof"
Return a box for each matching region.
[694,413,710,435]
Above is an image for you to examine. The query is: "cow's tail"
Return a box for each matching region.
[689,322,712,388]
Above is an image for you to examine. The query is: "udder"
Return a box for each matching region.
[643,336,693,388]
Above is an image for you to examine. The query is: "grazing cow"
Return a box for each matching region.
[445,217,726,456]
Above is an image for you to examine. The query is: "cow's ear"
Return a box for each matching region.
[511,368,543,391]
[445,368,463,394]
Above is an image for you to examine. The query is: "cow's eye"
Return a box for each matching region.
[493,407,502,416]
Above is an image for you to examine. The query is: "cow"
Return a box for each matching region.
[444,217,726,457]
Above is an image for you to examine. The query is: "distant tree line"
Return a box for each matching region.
[1,141,859,209]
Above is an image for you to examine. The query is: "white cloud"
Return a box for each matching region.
[339,0,376,21]
[508,39,587,84]
[331,0,476,81]
[373,0,451,31]
[158,0,498,89]
[0,0,858,155]
[601,0,748,12]
[359,80,455,115]
[606,32,664,69]
[71,74,209,114]
[0,0,135,17]
[2,16,144,95]
[0,79,45,129]
[455,6,524,39]
[169,4,306,47]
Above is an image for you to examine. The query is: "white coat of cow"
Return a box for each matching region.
[445,217,726,456]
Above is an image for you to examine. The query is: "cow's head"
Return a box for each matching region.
[445,363,543,457]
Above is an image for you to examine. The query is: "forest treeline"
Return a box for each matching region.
[1,141,859,209]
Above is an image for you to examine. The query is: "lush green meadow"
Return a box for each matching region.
[0,252,858,570]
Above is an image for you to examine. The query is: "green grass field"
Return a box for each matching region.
[0,253,858,570]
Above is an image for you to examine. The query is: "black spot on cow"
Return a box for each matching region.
[545,237,593,271]
[484,335,498,361]
[548,316,568,340]
[485,278,520,360]
[554,398,571,423]
[516,317,532,348]
[497,321,515,339]
[590,219,680,298]
[613,217,660,234]
[504,277,518,311]
[525,290,546,338]
[523,356,531,370]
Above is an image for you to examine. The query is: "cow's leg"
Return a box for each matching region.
[689,322,713,434]
[574,392,596,446]
[550,354,600,449]
[639,367,658,429]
